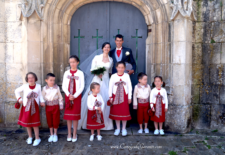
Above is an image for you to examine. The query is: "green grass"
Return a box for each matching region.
[211,39,216,43]
[211,129,218,132]
[205,136,209,140]
[217,145,222,149]
[206,145,211,149]
[183,147,188,153]
[168,151,177,155]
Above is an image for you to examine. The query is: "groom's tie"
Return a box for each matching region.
[117,49,121,57]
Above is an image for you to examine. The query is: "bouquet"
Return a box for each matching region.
[91,66,106,81]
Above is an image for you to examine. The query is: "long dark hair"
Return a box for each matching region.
[152,76,165,88]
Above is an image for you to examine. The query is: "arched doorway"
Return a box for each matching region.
[70,2,147,76]
[70,1,148,124]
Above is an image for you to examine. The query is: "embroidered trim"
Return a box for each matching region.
[109,114,131,117]
[138,98,149,103]
[46,99,59,106]
[18,120,40,125]
[87,123,105,126]
[137,83,148,88]
[64,114,80,116]
[46,85,58,89]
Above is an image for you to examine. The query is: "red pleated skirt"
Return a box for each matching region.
[109,90,131,120]
[87,110,105,129]
[18,100,41,127]
[63,94,82,120]
[150,101,165,122]
[63,78,82,121]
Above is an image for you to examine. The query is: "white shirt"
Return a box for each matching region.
[15,83,45,107]
[62,69,85,98]
[109,73,132,99]
[42,85,63,108]
[133,84,151,107]
[87,94,105,111]
[116,47,122,51]
[150,88,168,109]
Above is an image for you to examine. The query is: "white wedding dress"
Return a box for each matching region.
[78,53,114,130]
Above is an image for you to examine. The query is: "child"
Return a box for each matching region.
[62,55,84,142]
[133,72,151,134]
[15,72,45,146]
[150,76,168,135]
[109,61,132,136]
[87,82,105,141]
[42,73,63,142]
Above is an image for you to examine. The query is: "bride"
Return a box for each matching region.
[78,42,114,130]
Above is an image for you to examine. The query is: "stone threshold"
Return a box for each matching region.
[1,126,225,137]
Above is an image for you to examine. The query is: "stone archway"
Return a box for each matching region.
[18,0,196,133]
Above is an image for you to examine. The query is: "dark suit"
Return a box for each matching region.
[109,47,136,74]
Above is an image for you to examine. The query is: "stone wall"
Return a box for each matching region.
[192,0,225,132]
[0,0,23,127]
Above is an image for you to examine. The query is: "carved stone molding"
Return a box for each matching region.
[18,0,47,20]
[170,0,196,21]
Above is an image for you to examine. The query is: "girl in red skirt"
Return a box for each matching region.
[150,76,168,135]
[62,55,84,142]
[109,61,132,137]
[133,72,151,134]
[87,82,105,141]
[42,73,63,143]
[15,72,45,146]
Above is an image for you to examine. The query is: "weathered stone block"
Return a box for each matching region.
[5,2,18,22]
[202,43,211,65]
[192,104,211,129]
[6,82,22,101]
[196,0,222,22]
[0,43,5,63]
[165,105,191,133]
[5,21,22,43]
[27,41,41,63]
[0,0,4,22]
[210,43,221,64]
[5,43,14,63]
[221,43,225,63]
[6,63,23,83]
[192,43,202,64]
[0,104,5,125]
[203,22,212,43]
[5,102,20,127]
[219,86,225,104]
[209,64,223,85]
[210,104,225,132]
[191,84,200,104]
[0,22,5,42]
[200,84,219,104]
[192,64,203,85]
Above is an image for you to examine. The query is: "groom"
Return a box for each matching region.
[109,34,136,75]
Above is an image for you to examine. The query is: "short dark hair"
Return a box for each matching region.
[116,61,126,67]
[69,55,80,62]
[138,72,147,80]
[90,82,100,91]
[102,42,111,49]
[25,72,38,82]
[46,73,55,79]
[115,34,124,40]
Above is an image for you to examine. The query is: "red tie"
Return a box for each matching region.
[117,50,121,57]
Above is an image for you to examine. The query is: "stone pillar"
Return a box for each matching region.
[165,0,196,133]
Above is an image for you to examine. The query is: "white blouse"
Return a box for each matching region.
[42,85,63,108]
[150,88,168,109]
[87,94,105,111]
[62,69,85,98]
[133,84,151,107]
[109,73,132,99]
[15,83,45,107]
